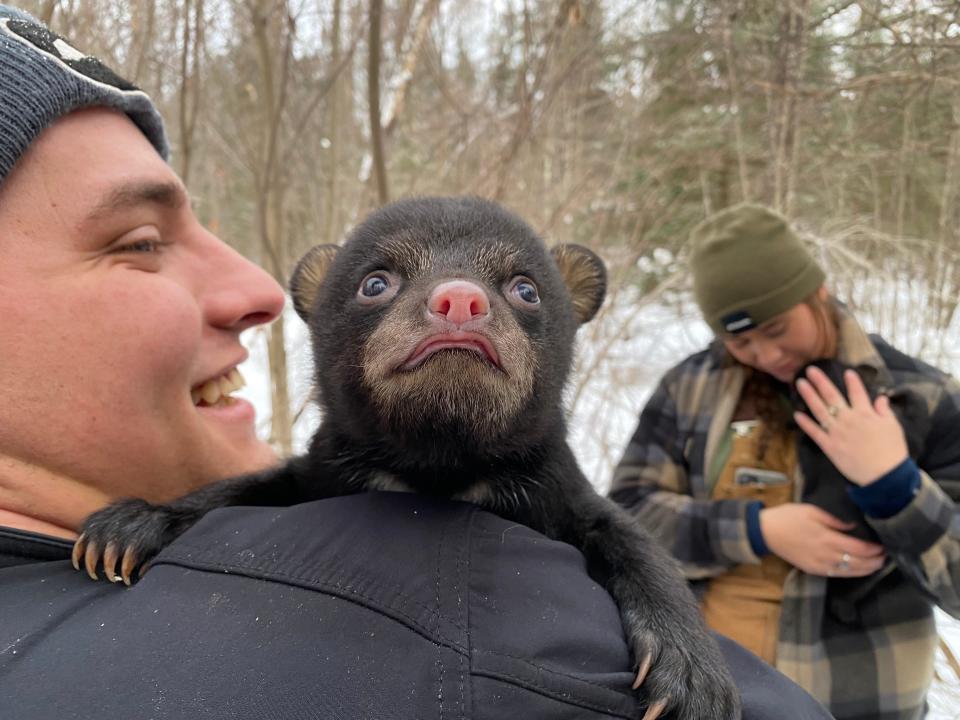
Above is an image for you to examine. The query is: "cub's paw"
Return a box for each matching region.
[73,499,185,585]
[628,616,741,720]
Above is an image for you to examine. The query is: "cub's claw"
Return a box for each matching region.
[70,533,86,572]
[102,542,120,583]
[70,534,102,581]
[633,651,653,690]
[641,699,668,720]
[121,547,142,586]
[628,630,676,717]
[625,619,740,720]
[72,498,188,584]
[84,539,100,581]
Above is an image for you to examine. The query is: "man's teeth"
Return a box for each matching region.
[192,368,246,406]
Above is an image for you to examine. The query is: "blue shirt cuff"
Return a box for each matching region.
[746,501,769,557]
[847,458,921,519]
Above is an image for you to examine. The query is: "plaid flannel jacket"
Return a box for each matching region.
[609,306,960,720]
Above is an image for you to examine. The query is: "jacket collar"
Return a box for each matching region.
[833,301,893,389]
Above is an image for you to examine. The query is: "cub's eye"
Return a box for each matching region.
[356,271,399,305]
[360,273,390,297]
[510,277,540,305]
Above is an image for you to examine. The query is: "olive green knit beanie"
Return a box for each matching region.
[690,203,825,335]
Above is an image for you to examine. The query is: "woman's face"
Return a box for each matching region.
[721,287,831,382]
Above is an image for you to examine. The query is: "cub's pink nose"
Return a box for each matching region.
[428,280,490,326]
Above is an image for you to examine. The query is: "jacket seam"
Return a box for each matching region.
[472,647,633,694]
[154,552,470,649]
[470,667,638,719]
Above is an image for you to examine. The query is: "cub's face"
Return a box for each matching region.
[291,197,605,450]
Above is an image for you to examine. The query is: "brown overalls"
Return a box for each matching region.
[701,417,796,663]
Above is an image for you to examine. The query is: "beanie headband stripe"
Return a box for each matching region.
[1,19,153,102]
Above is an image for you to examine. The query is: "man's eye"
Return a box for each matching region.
[125,240,160,253]
[111,238,163,254]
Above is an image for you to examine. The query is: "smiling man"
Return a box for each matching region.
[0,21,284,539]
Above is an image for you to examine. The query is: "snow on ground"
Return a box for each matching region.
[238,293,960,716]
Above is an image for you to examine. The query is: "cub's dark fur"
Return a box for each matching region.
[79,197,739,719]
[789,357,932,622]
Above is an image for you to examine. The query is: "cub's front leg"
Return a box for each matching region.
[567,492,741,720]
[74,458,315,584]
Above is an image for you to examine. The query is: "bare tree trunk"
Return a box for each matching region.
[249,0,295,455]
[130,0,155,84]
[265,183,292,454]
[179,0,193,182]
[382,0,441,137]
[769,0,810,213]
[354,0,433,199]
[368,0,390,205]
[722,3,751,202]
[895,100,913,238]
[490,0,579,201]
[178,0,204,185]
[933,95,960,335]
[323,0,343,246]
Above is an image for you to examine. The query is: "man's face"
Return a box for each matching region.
[0,109,285,519]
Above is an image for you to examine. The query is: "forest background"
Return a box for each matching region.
[20,0,960,710]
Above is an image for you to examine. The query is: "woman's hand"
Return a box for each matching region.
[794,366,909,487]
[760,503,885,577]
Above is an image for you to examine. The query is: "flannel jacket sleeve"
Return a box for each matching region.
[609,369,761,580]
[866,375,960,617]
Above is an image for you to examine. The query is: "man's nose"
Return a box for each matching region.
[204,239,285,332]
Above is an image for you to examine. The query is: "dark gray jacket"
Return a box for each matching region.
[0,492,831,719]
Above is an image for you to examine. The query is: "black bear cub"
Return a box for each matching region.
[77,197,739,719]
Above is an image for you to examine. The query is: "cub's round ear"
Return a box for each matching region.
[550,244,607,324]
[289,245,340,322]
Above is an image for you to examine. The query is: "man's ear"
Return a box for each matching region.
[289,245,339,322]
[551,244,607,324]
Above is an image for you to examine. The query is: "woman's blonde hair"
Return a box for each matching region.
[740,290,839,459]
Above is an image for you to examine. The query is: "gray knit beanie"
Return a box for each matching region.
[0,5,168,186]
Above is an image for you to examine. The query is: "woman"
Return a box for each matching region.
[610,203,960,720]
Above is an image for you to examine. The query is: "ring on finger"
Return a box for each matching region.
[827,404,841,418]
[835,552,851,572]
